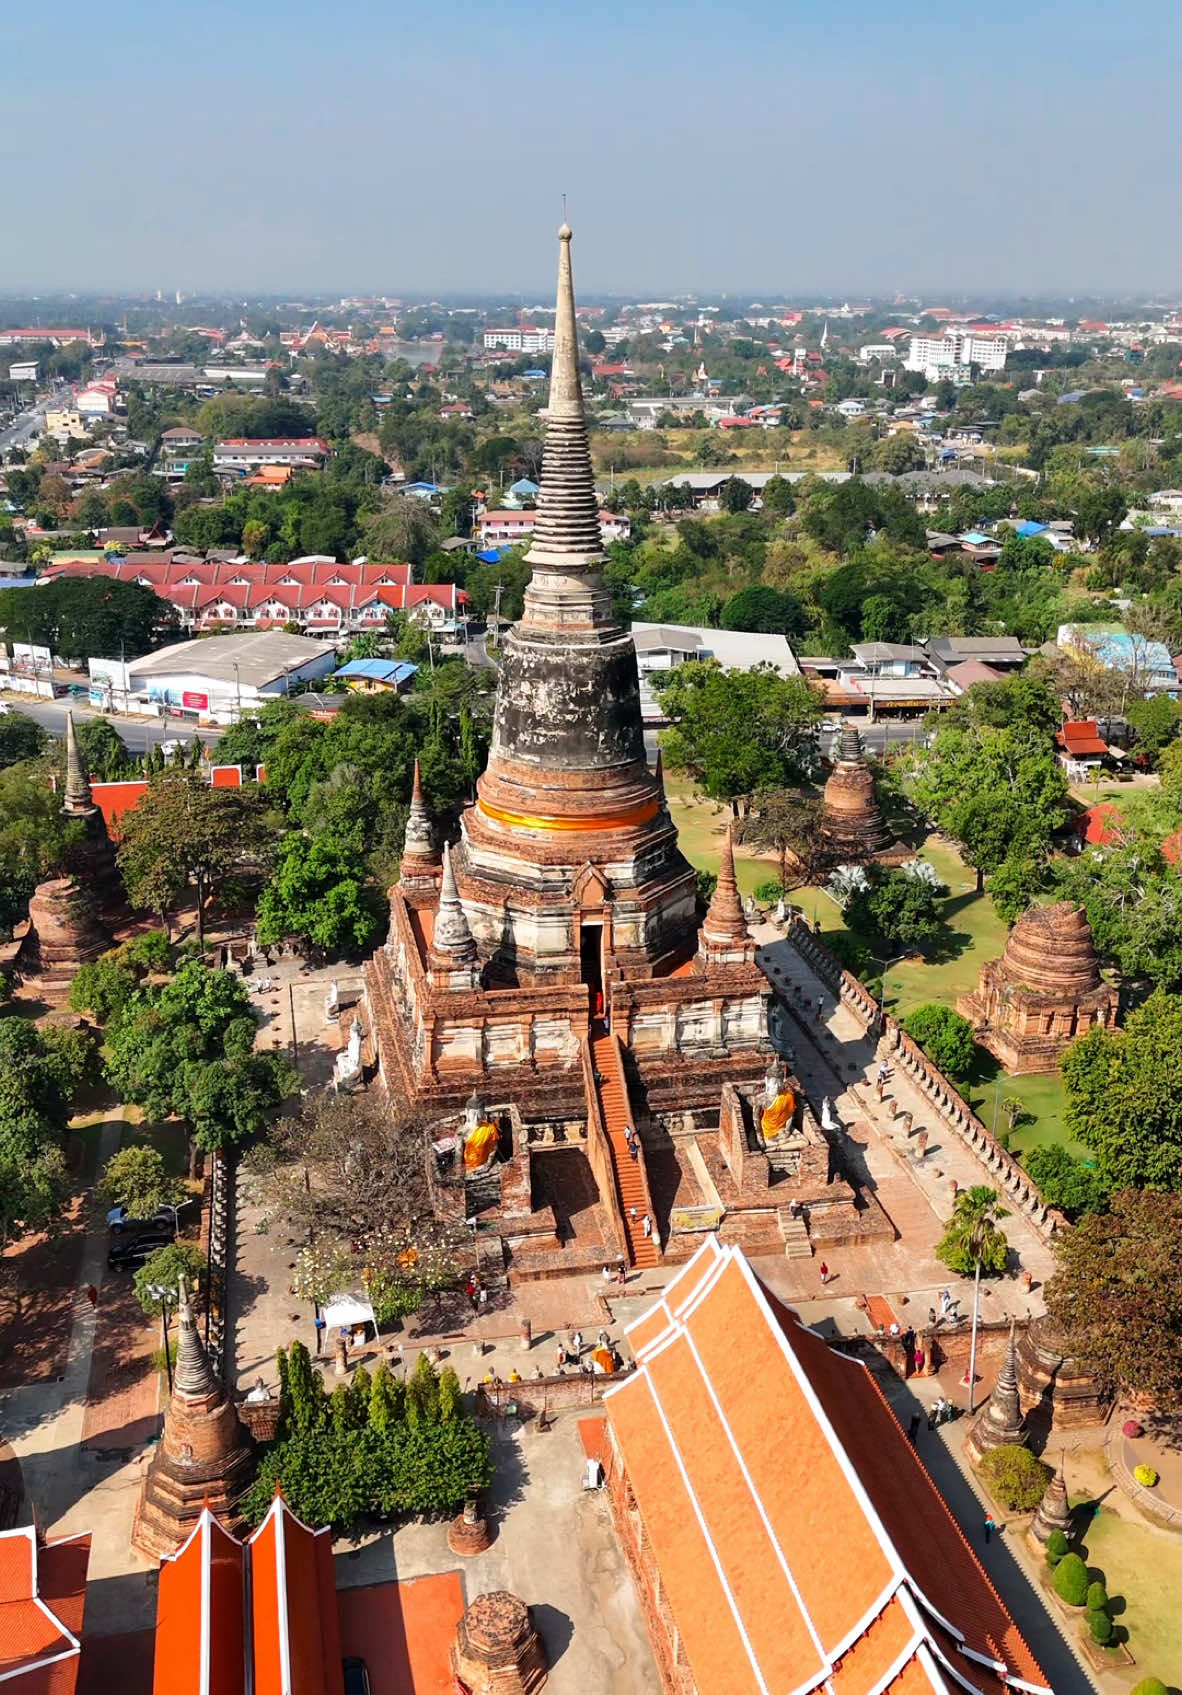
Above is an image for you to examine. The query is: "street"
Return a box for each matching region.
[4,695,223,753]
[0,393,53,454]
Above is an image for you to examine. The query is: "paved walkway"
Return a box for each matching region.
[2,1114,159,1637]
[756,932,1056,1311]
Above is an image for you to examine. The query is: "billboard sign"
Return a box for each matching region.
[182,691,209,711]
[11,642,52,677]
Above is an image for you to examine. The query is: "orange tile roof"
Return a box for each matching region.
[0,1527,90,1695]
[152,1503,343,1695]
[605,1240,1049,1695]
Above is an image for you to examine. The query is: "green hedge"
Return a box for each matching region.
[1045,1529,1070,1567]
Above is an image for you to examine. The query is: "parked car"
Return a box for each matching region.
[107,1205,175,1235]
[106,1231,172,1271]
[342,1659,371,1695]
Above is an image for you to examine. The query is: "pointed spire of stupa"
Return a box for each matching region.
[698,826,754,965]
[523,223,605,570]
[432,842,476,963]
[399,758,442,888]
[174,1276,219,1399]
[838,719,863,763]
[965,1318,1027,1463]
[653,745,665,794]
[62,710,95,816]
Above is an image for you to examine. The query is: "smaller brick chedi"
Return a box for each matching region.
[133,1278,255,1559]
[957,901,1118,1074]
[818,722,899,867]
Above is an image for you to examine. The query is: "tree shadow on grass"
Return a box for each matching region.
[925,927,975,965]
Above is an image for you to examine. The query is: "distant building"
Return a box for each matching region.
[1059,622,1179,697]
[482,325,556,353]
[212,437,330,474]
[904,331,1008,381]
[123,630,339,722]
[0,327,95,347]
[44,407,89,443]
[477,507,629,548]
[7,360,38,382]
[333,657,419,693]
[631,621,800,721]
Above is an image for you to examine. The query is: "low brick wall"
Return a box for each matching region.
[475,1367,627,1420]
[783,919,1065,1246]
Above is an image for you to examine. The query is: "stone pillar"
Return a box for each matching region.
[451,1591,547,1695]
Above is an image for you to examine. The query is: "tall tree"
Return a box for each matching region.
[1061,990,1182,1190]
[1045,1190,1182,1413]
[657,661,821,811]
[117,771,273,944]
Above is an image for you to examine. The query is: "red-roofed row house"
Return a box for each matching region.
[602,1238,1049,1695]
[40,558,466,635]
[0,1524,91,1695]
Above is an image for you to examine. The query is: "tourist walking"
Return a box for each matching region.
[907,1413,921,1445]
[84,1284,98,1310]
[983,1517,995,1545]
[819,1261,830,1286]
[642,1213,652,1239]
[314,1314,326,1355]
[571,1330,583,1356]
[602,1264,612,1284]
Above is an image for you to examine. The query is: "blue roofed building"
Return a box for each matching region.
[332,658,419,694]
[1058,623,1179,697]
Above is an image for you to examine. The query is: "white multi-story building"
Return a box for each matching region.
[481,326,556,353]
[904,331,1008,382]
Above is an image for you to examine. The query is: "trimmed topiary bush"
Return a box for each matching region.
[1130,1680,1168,1695]
[1086,1582,1109,1612]
[1134,1463,1159,1487]
[903,1003,978,1081]
[1123,1419,1144,1438]
[1044,1529,1070,1567]
[1053,1552,1090,1606]
[1087,1609,1113,1645]
[979,1443,1053,1511]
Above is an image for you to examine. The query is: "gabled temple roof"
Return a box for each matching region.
[0,1526,90,1695]
[605,1239,1048,1695]
[151,1499,343,1695]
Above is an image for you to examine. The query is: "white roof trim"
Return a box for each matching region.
[678,1325,830,1692]
[641,1368,771,1695]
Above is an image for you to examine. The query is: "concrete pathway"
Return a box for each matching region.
[3,1114,158,1635]
[756,933,1057,1308]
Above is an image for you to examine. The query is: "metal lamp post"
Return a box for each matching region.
[148,1284,174,1392]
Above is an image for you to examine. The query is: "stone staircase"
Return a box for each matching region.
[779,1211,813,1260]
[590,1032,661,1270]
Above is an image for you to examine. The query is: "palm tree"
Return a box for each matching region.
[936,1186,1010,1413]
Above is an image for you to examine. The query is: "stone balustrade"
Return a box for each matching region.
[782,918,1065,1245]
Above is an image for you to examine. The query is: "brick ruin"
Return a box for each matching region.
[365,226,887,1280]
[21,711,128,990]
[957,900,1119,1074]
[818,720,906,868]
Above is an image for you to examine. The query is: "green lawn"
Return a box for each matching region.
[666,783,1076,1157]
[1077,1508,1182,1688]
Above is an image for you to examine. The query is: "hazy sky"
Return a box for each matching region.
[5,0,1178,297]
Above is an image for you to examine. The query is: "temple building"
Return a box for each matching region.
[0,1524,91,1695]
[818,721,902,868]
[149,1498,343,1695]
[368,227,860,1276]
[602,1238,1050,1695]
[957,901,1118,1074]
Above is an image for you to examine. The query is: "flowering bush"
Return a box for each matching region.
[827,864,869,906]
[1123,1419,1144,1438]
[1134,1463,1159,1488]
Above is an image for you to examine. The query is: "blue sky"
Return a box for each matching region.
[3,0,1177,296]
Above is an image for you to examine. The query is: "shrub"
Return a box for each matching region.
[904,1003,978,1082]
[1045,1529,1070,1567]
[1122,1419,1144,1438]
[1087,1609,1113,1645]
[133,1243,208,1316]
[1134,1463,1159,1487]
[1131,1680,1168,1695]
[1053,1552,1090,1606]
[754,880,785,904]
[1086,1582,1109,1612]
[979,1444,1052,1512]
